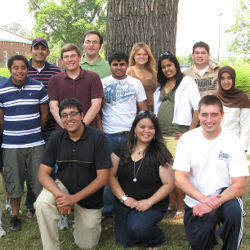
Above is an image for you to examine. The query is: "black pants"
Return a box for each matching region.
[184,198,243,250]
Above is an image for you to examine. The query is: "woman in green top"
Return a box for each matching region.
[154,51,201,219]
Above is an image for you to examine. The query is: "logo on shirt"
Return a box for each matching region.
[104,80,136,105]
[218,151,230,161]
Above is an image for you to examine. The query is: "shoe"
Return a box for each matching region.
[26,209,36,219]
[58,215,69,230]
[0,226,6,237]
[10,216,21,232]
[5,201,22,215]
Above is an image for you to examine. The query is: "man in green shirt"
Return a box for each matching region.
[80,30,111,79]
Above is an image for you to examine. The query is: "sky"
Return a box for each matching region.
[0,0,238,58]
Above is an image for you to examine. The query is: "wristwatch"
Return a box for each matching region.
[120,195,128,203]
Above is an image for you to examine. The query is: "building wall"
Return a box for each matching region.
[0,41,31,67]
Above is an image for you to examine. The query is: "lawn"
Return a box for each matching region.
[0,68,10,78]
[0,163,249,250]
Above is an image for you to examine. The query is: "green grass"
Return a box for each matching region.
[0,163,250,249]
[0,68,10,78]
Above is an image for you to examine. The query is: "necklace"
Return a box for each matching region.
[133,157,144,182]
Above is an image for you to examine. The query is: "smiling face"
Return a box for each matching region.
[110,59,128,80]
[199,104,224,139]
[61,50,81,72]
[134,48,149,66]
[83,34,101,57]
[9,60,27,85]
[31,43,50,65]
[60,106,84,134]
[192,47,210,69]
[220,72,233,91]
[134,118,155,144]
[160,59,177,79]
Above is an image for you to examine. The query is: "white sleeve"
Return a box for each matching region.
[173,135,191,172]
[228,136,249,177]
[187,77,201,111]
[239,108,250,151]
[136,79,147,102]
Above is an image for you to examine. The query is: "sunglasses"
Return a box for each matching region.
[159,51,172,57]
[138,110,155,116]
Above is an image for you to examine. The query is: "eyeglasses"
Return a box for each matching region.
[61,111,80,120]
[138,110,155,116]
[160,51,172,57]
[62,54,78,60]
[84,40,100,45]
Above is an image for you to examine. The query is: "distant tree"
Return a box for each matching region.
[1,23,32,37]
[106,0,179,59]
[226,0,249,55]
[28,0,107,48]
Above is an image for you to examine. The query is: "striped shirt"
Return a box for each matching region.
[28,60,61,135]
[0,76,49,148]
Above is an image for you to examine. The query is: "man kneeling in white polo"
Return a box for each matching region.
[35,98,111,250]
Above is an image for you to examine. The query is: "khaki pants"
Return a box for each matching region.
[162,135,178,158]
[34,180,102,250]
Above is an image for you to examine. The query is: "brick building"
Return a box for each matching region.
[0,27,32,67]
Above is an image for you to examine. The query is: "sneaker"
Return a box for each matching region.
[0,226,6,237]
[58,215,69,230]
[5,201,22,215]
[10,216,21,232]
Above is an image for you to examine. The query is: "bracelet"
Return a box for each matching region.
[147,198,152,207]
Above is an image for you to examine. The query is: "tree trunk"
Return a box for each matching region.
[106,0,179,60]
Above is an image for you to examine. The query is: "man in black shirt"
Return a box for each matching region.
[35,98,111,249]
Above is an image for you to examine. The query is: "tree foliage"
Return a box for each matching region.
[1,23,32,38]
[28,0,107,48]
[226,0,250,55]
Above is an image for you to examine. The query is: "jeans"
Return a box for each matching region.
[102,132,128,215]
[114,200,166,247]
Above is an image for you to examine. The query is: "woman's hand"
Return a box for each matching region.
[124,197,137,208]
[135,199,152,212]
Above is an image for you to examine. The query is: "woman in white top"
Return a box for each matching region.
[154,51,201,219]
[216,66,250,152]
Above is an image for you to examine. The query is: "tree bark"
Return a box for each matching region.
[106,0,179,60]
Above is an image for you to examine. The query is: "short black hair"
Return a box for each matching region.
[198,95,223,113]
[59,98,84,116]
[193,41,210,53]
[108,52,128,65]
[82,30,103,45]
[7,54,28,69]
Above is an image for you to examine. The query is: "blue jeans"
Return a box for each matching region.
[102,132,128,215]
[114,200,166,247]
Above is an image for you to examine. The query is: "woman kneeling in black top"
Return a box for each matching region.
[109,110,174,249]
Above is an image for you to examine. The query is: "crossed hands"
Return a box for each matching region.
[55,193,77,215]
[193,195,222,217]
[124,197,151,212]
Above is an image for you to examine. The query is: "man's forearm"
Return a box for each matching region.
[49,103,63,128]
[82,100,102,125]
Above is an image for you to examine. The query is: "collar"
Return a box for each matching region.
[28,59,50,71]
[62,68,85,80]
[62,123,89,141]
[80,55,103,66]
[192,60,220,74]
[8,76,29,88]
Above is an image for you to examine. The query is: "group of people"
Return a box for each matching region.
[0,30,249,250]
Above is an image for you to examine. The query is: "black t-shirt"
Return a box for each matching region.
[42,125,111,209]
[114,143,169,211]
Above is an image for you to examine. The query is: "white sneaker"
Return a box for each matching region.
[0,226,6,238]
[58,215,69,230]
[5,201,22,215]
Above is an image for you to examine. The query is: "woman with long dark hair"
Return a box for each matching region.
[154,51,201,219]
[216,66,250,152]
[109,111,174,249]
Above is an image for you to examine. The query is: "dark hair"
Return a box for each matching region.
[120,111,173,170]
[59,98,84,116]
[82,30,103,45]
[157,51,183,91]
[108,52,128,65]
[61,44,81,59]
[8,55,28,69]
[198,95,223,113]
[192,41,210,53]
